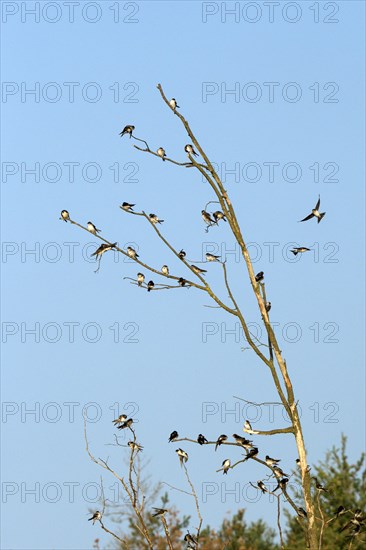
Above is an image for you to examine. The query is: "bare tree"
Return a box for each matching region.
[64,84,323,548]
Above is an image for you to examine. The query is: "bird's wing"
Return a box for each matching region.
[299,213,315,222]
[315,196,321,210]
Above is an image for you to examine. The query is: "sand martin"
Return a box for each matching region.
[88,511,101,524]
[232,434,253,449]
[169,98,179,110]
[257,481,268,494]
[128,441,143,452]
[117,418,133,430]
[178,249,186,260]
[244,420,260,435]
[152,507,168,517]
[291,247,310,256]
[206,253,220,262]
[147,280,154,292]
[265,455,281,467]
[169,431,178,442]
[255,271,264,283]
[201,210,215,226]
[157,147,166,161]
[222,459,231,474]
[60,210,70,222]
[213,210,227,223]
[91,242,117,259]
[299,196,326,224]
[120,202,135,212]
[161,265,169,275]
[197,434,208,445]
[244,447,259,461]
[137,273,145,286]
[112,414,127,425]
[178,277,187,287]
[87,222,101,235]
[176,448,188,466]
[191,265,207,275]
[127,246,139,259]
[265,301,271,312]
[149,213,164,224]
[215,434,227,451]
[185,144,198,157]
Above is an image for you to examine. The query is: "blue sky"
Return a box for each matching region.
[1,1,365,548]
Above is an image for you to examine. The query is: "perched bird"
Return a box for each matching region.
[178,277,187,287]
[169,431,178,442]
[149,213,164,224]
[335,505,346,518]
[91,242,117,259]
[185,144,198,157]
[291,247,311,256]
[313,477,328,493]
[213,210,227,222]
[295,458,311,472]
[176,448,188,466]
[161,265,169,275]
[265,455,281,467]
[244,447,259,461]
[152,507,168,517]
[118,418,133,430]
[112,414,127,425]
[206,253,220,262]
[299,196,326,224]
[215,434,227,451]
[169,98,179,110]
[202,210,215,226]
[191,265,207,275]
[222,459,231,474]
[128,441,143,452]
[88,511,101,524]
[178,249,186,260]
[120,202,135,212]
[273,477,289,492]
[244,420,260,435]
[265,302,271,312]
[257,481,268,494]
[127,246,139,259]
[157,147,166,161]
[147,280,154,292]
[87,222,101,235]
[297,507,308,518]
[255,271,264,283]
[119,125,135,138]
[60,210,70,222]
[137,273,145,286]
[184,532,197,547]
[232,434,253,449]
[273,466,289,478]
[197,434,208,445]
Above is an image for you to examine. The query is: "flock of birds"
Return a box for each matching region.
[85,415,364,545]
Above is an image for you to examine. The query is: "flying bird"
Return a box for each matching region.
[127,246,139,259]
[213,210,227,222]
[117,418,133,430]
[169,431,178,442]
[185,144,198,157]
[91,242,117,259]
[137,273,145,286]
[299,196,326,224]
[169,98,179,110]
[244,447,259,461]
[119,125,135,138]
[244,420,260,435]
[157,147,166,161]
[215,434,227,451]
[176,448,188,466]
[197,434,208,445]
[88,511,101,524]
[265,455,281,467]
[152,507,168,517]
[291,247,311,256]
[257,481,268,494]
[178,249,186,260]
[120,202,135,212]
[206,253,220,262]
[147,280,154,292]
[112,414,127,425]
[128,441,143,452]
[87,222,101,235]
[60,210,70,222]
[149,213,164,224]
[161,265,169,275]
[255,271,264,283]
[191,265,207,275]
[222,459,231,474]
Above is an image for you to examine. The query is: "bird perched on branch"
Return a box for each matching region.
[184,532,197,548]
[161,265,169,275]
[232,434,253,449]
[265,301,271,312]
[60,210,70,222]
[297,507,307,518]
[191,265,207,275]
[178,277,187,287]
[119,125,135,138]
[215,434,227,451]
[313,477,329,493]
[201,210,215,226]
[244,420,260,435]
[120,202,135,212]
[222,459,231,474]
[206,253,221,262]
[185,144,198,157]
[152,507,168,517]
[157,147,166,161]
[197,434,208,445]
[128,441,143,452]
[255,271,264,283]
[91,242,117,259]
[213,210,227,222]
[299,196,326,224]
[169,98,179,110]
[112,414,127,425]
[178,249,186,260]
[257,480,268,494]
[87,222,101,235]
[149,213,164,224]
[127,246,139,259]
[137,273,145,286]
[265,455,281,467]
[176,448,188,466]
[147,281,154,292]
[88,511,101,524]
[169,431,178,442]
[117,418,133,430]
